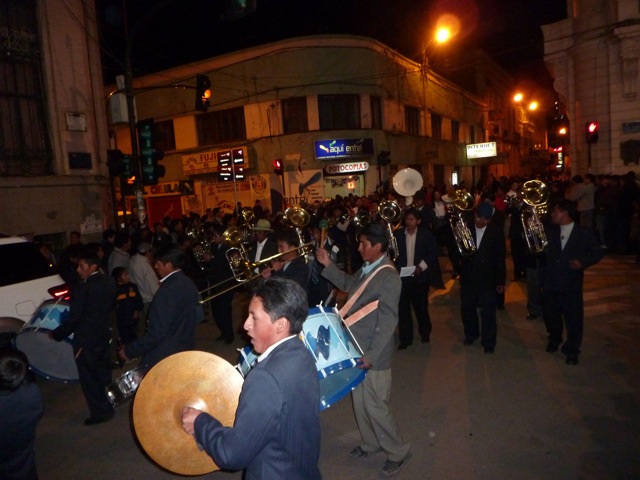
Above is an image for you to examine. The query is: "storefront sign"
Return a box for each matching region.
[314,138,374,160]
[324,161,369,175]
[143,181,194,197]
[466,142,497,159]
[182,146,247,175]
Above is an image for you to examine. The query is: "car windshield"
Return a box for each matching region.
[0,242,58,287]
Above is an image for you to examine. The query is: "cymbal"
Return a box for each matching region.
[133,351,244,476]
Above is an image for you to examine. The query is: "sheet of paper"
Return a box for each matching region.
[400,266,415,277]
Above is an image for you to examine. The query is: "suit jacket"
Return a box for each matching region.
[194,337,321,480]
[394,226,444,289]
[459,222,506,291]
[272,256,310,294]
[52,271,116,348]
[124,269,199,368]
[250,238,278,265]
[542,223,603,293]
[322,256,400,370]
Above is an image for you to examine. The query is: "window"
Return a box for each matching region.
[431,114,442,140]
[0,0,53,176]
[154,119,176,152]
[370,95,382,129]
[452,120,460,143]
[196,107,246,145]
[282,97,308,134]
[318,94,360,130]
[405,106,420,135]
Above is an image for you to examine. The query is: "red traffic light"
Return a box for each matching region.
[273,159,283,175]
[585,121,599,144]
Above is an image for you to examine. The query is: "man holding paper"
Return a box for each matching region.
[394,208,443,350]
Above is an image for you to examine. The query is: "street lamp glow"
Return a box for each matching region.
[435,27,451,44]
[528,101,538,111]
[558,126,567,135]
[513,93,524,103]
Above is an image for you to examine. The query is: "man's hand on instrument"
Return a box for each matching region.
[181,406,202,436]
[356,356,372,370]
[315,247,331,267]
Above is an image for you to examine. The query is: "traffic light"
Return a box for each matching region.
[586,121,599,144]
[137,119,165,186]
[107,149,133,179]
[273,158,283,175]
[195,74,211,112]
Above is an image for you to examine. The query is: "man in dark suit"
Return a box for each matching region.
[459,202,506,353]
[119,244,199,369]
[542,199,603,365]
[206,224,236,344]
[263,228,310,293]
[394,208,444,349]
[181,278,321,480]
[51,251,117,425]
[249,219,277,269]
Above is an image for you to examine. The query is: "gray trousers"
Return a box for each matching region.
[352,369,410,462]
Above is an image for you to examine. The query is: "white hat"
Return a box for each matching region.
[251,219,273,231]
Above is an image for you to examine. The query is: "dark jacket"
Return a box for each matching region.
[194,338,321,480]
[394,226,445,289]
[124,269,199,369]
[459,222,506,291]
[52,271,116,348]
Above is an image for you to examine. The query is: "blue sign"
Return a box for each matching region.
[314,138,374,160]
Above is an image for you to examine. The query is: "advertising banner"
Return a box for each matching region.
[283,169,325,207]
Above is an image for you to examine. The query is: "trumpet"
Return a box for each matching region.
[378,200,402,261]
[448,190,477,257]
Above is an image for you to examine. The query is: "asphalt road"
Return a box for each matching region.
[26,254,640,479]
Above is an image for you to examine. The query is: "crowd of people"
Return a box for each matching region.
[4,170,639,478]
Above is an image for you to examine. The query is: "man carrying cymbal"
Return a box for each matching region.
[181,278,321,479]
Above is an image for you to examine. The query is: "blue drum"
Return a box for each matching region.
[235,306,366,410]
[303,306,366,410]
[14,299,79,383]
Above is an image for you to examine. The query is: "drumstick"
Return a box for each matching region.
[75,347,83,359]
[319,219,329,248]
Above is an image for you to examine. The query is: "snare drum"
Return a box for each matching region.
[302,306,366,410]
[14,299,79,383]
[106,368,146,406]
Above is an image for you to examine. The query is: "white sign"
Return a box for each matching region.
[324,161,369,175]
[466,142,497,159]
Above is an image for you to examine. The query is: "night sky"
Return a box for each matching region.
[96,0,567,89]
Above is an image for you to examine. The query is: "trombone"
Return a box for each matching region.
[198,242,314,303]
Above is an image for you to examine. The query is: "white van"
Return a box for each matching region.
[0,235,69,324]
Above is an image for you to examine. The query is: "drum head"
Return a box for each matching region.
[133,351,243,476]
[15,329,79,383]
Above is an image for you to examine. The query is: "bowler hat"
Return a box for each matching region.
[252,219,273,232]
[476,202,494,219]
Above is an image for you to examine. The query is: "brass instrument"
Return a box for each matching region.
[352,211,371,228]
[239,207,255,244]
[198,242,314,303]
[378,200,402,261]
[519,180,549,253]
[222,227,253,282]
[284,206,313,261]
[392,168,424,206]
[448,189,477,256]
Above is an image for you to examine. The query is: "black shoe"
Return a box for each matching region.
[565,354,579,365]
[397,343,410,351]
[484,346,495,354]
[382,453,412,476]
[463,339,474,346]
[84,413,113,426]
[421,337,430,344]
[349,446,381,458]
[526,313,540,320]
[546,343,559,353]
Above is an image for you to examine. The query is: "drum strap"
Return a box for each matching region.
[339,264,395,327]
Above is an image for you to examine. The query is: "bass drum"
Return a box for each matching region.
[14,299,79,383]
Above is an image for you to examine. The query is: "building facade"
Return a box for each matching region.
[543,0,640,175]
[109,35,502,223]
[0,0,111,243]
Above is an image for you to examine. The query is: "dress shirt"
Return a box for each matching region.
[475,225,487,249]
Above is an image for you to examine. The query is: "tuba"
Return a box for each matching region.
[284,206,313,261]
[519,180,549,253]
[448,189,477,256]
[378,200,402,261]
[222,227,252,281]
[239,207,255,244]
[392,168,424,206]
